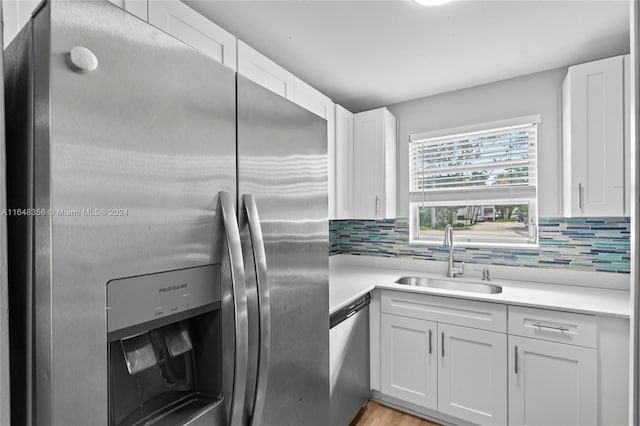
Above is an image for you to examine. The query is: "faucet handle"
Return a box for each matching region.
[481,268,491,281]
[452,261,464,277]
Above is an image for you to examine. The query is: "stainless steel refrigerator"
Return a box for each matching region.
[4,1,329,425]
[0,1,12,424]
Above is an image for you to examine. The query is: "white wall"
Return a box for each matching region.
[387,67,567,218]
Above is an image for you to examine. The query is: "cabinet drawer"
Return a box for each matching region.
[508,306,597,348]
[381,290,506,333]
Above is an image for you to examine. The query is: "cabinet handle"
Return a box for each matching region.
[441,332,445,358]
[375,196,380,218]
[532,322,570,332]
[578,182,583,212]
[429,329,432,354]
[514,345,518,374]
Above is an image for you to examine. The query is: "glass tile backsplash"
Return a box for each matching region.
[329,217,630,273]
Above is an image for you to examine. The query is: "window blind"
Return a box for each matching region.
[409,123,537,204]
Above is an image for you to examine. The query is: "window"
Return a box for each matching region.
[409,115,539,246]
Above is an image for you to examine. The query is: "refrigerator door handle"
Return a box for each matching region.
[242,194,271,426]
[218,191,249,426]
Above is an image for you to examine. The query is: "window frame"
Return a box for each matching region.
[408,115,540,248]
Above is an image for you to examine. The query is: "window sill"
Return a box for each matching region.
[409,238,539,250]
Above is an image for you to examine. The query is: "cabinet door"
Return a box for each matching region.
[353,109,384,219]
[383,112,397,218]
[380,314,437,410]
[438,324,507,426]
[106,0,147,20]
[148,0,236,70]
[353,108,396,219]
[624,54,631,216]
[563,55,624,216]
[293,78,333,119]
[3,0,40,48]
[237,40,294,101]
[509,336,597,426]
[292,79,336,218]
[335,105,354,219]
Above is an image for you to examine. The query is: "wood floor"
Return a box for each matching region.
[351,401,442,426]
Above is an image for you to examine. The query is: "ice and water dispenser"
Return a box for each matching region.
[107,265,224,425]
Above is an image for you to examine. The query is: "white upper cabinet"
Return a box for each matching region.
[624,55,631,216]
[148,0,236,70]
[335,105,354,219]
[353,108,397,219]
[292,79,336,218]
[3,0,40,48]
[236,44,337,216]
[107,0,148,21]
[562,55,627,217]
[237,40,294,101]
[293,78,333,119]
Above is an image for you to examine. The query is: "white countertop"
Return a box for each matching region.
[329,255,631,318]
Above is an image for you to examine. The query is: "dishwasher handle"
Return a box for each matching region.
[330,294,371,329]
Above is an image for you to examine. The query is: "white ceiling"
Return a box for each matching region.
[185,0,630,112]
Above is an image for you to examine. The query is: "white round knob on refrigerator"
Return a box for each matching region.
[68,46,98,73]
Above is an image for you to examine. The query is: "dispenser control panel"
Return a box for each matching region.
[106,264,221,336]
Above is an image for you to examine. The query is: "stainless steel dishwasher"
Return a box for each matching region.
[330,294,370,425]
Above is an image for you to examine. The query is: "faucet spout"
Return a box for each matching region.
[443,224,464,278]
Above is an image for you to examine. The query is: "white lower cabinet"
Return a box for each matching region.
[381,314,437,409]
[378,291,507,426]
[508,336,597,426]
[438,324,507,426]
[373,291,624,426]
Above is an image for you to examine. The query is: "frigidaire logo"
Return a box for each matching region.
[159,283,188,293]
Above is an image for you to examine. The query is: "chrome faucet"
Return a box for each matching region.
[443,224,464,278]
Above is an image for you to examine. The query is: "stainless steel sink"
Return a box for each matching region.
[394,276,502,294]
